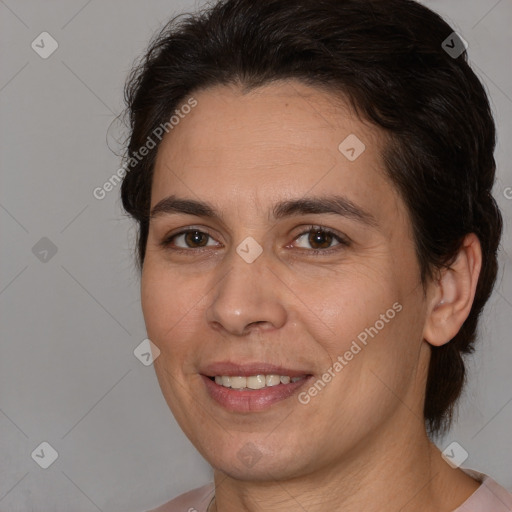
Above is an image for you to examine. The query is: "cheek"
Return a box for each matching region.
[306,266,401,346]
[303,267,419,395]
[140,265,185,347]
[140,263,209,360]
[140,271,166,340]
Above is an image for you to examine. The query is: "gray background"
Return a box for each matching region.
[0,0,511,510]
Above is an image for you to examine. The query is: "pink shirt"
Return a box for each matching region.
[145,470,512,512]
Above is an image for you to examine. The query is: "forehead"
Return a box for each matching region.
[157,80,380,157]
[151,80,399,221]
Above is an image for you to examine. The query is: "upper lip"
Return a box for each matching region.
[200,361,312,378]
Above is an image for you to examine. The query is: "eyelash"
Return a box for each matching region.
[160,225,350,255]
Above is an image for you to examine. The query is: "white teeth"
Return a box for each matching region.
[266,375,281,386]
[246,375,266,389]
[230,376,246,389]
[212,374,307,390]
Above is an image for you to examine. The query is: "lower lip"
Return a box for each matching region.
[200,374,313,412]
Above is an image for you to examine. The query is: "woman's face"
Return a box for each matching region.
[141,80,432,480]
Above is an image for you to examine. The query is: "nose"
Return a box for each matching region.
[205,249,287,337]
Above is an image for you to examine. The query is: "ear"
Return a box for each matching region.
[423,233,482,347]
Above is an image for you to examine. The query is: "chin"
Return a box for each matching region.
[205,438,315,481]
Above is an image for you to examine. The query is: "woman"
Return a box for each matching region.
[119,0,512,510]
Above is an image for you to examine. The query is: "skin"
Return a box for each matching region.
[141,80,482,512]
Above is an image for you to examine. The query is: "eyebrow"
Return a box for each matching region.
[150,194,378,227]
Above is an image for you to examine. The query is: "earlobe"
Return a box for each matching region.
[423,233,482,347]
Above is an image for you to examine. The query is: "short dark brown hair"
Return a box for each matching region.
[120,0,503,436]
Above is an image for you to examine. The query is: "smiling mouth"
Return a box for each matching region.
[207,374,310,390]
[201,372,314,412]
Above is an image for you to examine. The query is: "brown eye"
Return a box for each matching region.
[184,230,209,247]
[162,229,218,249]
[293,226,348,252]
[308,229,334,249]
